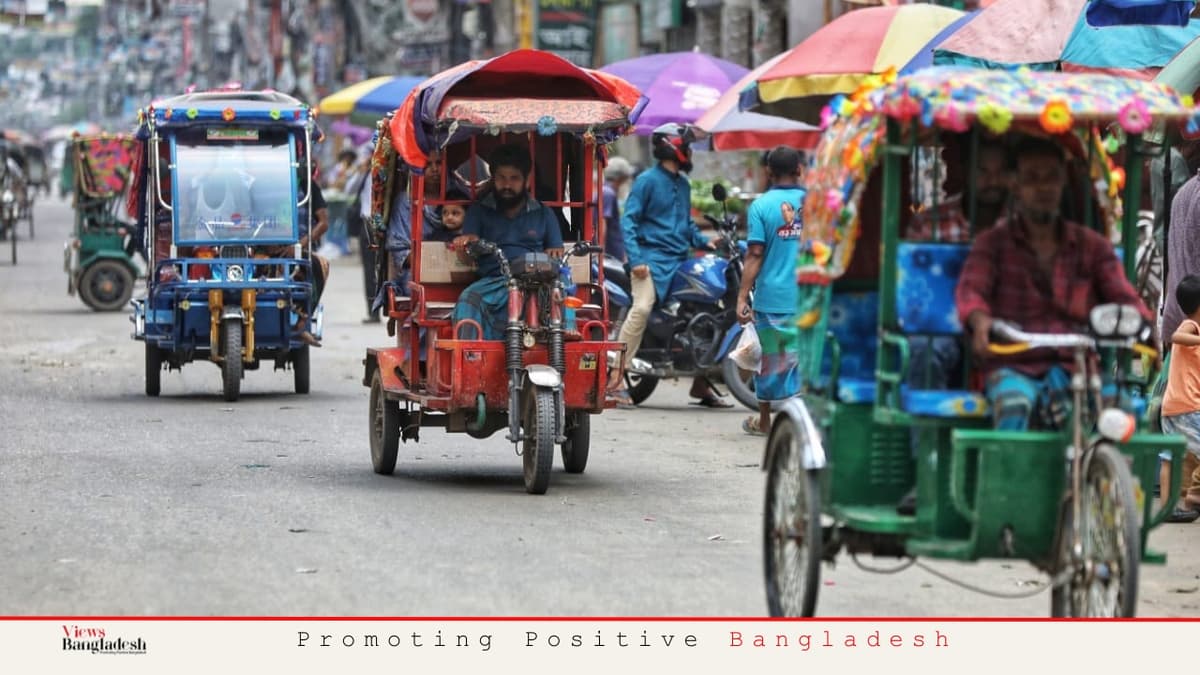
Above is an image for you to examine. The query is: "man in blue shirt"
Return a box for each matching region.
[452,144,564,339]
[736,146,805,435]
[608,123,727,408]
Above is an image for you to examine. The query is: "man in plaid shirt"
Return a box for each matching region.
[955,137,1150,430]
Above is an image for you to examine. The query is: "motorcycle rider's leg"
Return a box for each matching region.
[611,270,655,389]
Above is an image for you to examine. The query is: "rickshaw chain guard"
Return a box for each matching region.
[848,553,1067,599]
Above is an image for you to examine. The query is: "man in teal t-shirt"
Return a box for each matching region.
[736,146,806,436]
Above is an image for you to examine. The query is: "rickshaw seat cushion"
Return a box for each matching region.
[901,388,989,418]
[824,290,879,383]
[896,242,969,334]
[837,378,877,404]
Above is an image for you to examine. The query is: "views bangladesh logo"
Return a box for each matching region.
[61,625,148,655]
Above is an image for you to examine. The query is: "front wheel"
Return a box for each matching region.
[626,372,659,405]
[1050,443,1140,617]
[721,354,759,411]
[763,414,823,617]
[522,387,557,494]
[293,346,310,394]
[368,369,401,475]
[221,318,243,402]
[561,412,590,474]
[78,260,134,311]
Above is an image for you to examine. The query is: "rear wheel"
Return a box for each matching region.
[145,343,162,397]
[561,412,590,474]
[522,387,556,494]
[1051,443,1140,617]
[9,220,15,264]
[763,414,823,617]
[722,354,759,411]
[625,372,659,405]
[78,260,134,311]
[293,346,310,394]
[368,369,400,475]
[221,318,243,402]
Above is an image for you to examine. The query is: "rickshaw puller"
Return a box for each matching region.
[450,143,564,340]
[955,137,1151,430]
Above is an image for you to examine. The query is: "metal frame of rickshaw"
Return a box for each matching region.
[364,74,631,494]
[130,90,321,400]
[761,67,1192,617]
[63,133,141,312]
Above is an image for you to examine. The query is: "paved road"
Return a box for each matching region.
[2,197,1198,617]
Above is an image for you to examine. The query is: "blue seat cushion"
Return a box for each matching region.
[901,388,990,418]
[823,290,879,382]
[838,378,877,403]
[896,242,969,334]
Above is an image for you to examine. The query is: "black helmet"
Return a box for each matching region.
[651,123,695,172]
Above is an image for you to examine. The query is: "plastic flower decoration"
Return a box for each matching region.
[819,104,836,130]
[1104,133,1121,154]
[536,115,558,136]
[811,240,832,266]
[976,102,1012,135]
[1118,99,1151,134]
[881,65,898,85]
[1183,94,1195,108]
[825,189,843,212]
[163,108,173,120]
[934,102,969,133]
[885,93,921,122]
[842,144,863,171]
[1039,99,1072,134]
[1109,166,1126,197]
[269,109,281,121]
[221,107,236,122]
[186,108,199,120]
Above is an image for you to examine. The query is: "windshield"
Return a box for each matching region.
[171,134,297,244]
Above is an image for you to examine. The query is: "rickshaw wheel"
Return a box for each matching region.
[522,388,556,494]
[1050,443,1140,617]
[293,347,310,394]
[721,356,759,411]
[561,412,590,474]
[625,372,658,405]
[9,221,15,265]
[368,370,400,475]
[145,343,162,397]
[763,415,822,617]
[78,260,134,311]
[221,319,243,402]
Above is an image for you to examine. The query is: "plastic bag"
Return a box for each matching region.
[729,323,762,373]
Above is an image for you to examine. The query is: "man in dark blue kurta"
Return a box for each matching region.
[451,144,564,340]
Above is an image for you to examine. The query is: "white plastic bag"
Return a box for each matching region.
[729,323,762,373]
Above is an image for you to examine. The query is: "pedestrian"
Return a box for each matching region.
[606,123,730,409]
[735,146,805,436]
[347,152,380,323]
[1161,274,1200,523]
[601,156,633,263]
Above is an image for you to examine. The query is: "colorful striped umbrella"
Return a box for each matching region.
[933,0,1200,77]
[318,76,424,127]
[740,4,964,123]
[600,51,748,135]
[694,53,819,152]
[1086,0,1196,26]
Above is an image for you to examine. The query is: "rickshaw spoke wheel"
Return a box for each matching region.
[1052,444,1139,617]
[368,370,400,475]
[79,260,134,312]
[720,355,758,411]
[522,388,556,495]
[763,415,822,617]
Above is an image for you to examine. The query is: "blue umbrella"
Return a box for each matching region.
[353,75,427,117]
[1086,0,1196,27]
[900,10,981,74]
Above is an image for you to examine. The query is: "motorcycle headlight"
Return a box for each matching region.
[225,264,244,282]
[1089,303,1143,338]
[1,190,13,204]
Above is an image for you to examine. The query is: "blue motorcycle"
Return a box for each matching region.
[606,184,756,409]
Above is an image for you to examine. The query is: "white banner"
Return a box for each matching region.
[1,618,1194,673]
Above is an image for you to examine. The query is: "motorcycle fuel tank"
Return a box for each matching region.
[667,255,728,304]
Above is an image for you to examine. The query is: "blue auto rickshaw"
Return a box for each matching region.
[130,90,323,401]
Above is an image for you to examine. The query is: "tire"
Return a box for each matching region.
[1050,443,1140,617]
[625,372,659,405]
[561,412,590,474]
[145,343,162,397]
[78,260,134,311]
[293,346,310,394]
[9,221,15,265]
[221,318,243,402]
[763,414,823,617]
[368,369,400,475]
[27,207,33,240]
[522,387,557,495]
[722,354,759,411]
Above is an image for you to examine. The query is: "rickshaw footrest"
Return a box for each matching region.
[1143,548,1167,565]
[833,505,918,535]
[905,537,974,560]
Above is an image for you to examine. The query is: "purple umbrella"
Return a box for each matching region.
[600,51,749,135]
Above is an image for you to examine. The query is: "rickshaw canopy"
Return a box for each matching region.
[802,66,1197,282]
[136,90,314,133]
[71,134,138,198]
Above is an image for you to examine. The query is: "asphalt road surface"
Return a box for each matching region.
[2,196,1198,617]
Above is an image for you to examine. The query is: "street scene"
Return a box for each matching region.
[4,0,1200,622]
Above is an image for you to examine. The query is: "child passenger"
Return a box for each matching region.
[424,188,468,242]
[1161,274,1200,523]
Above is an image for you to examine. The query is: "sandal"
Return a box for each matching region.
[1167,506,1200,523]
[690,394,734,409]
[742,416,767,437]
[609,388,635,410]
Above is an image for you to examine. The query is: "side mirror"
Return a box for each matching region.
[711,183,727,202]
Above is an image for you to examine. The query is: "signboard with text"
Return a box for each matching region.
[535,0,598,68]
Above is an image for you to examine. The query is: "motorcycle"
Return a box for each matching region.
[608,183,757,409]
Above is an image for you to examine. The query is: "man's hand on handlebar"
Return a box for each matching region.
[451,234,479,251]
[545,247,564,259]
[631,264,650,280]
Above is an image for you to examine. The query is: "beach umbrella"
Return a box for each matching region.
[694,53,819,152]
[600,51,748,135]
[933,0,1200,77]
[318,76,424,127]
[740,4,964,124]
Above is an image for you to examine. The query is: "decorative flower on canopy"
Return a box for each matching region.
[884,92,921,123]
[820,105,836,130]
[221,107,236,122]
[1118,99,1151,135]
[1109,166,1126,198]
[1039,99,1072,134]
[536,115,558,136]
[825,189,843,212]
[976,101,1012,135]
[186,108,199,120]
[933,102,969,133]
[269,109,281,121]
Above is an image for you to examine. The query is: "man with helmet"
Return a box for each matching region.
[608,123,730,409]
